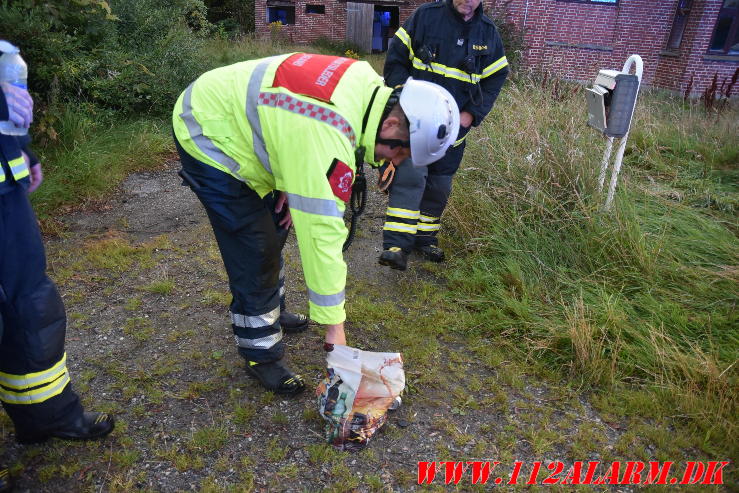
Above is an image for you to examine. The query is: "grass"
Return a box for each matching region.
[446,75,738,459]
[31,110,172,221]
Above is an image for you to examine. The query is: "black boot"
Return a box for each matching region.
[378,247,408,271]
[415,244,445,262]
[16,412,115,445]
[279,310,309,334]
[0,467,12,493]
[246,360,306,396]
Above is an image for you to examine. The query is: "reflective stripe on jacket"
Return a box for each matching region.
[0,154,28,184]
[173,53,391,325]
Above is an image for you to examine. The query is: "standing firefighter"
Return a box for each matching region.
[0,41,114,447]
[172,53,459,396]
[379,0,509,269]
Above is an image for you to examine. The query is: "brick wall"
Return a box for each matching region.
[655,0,739,95]
[502,0,737,95]
[253,0,738,94]
[255,1,347,44]
[254,1,422,47]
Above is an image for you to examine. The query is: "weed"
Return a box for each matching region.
[142,279,175,295]
[233,402,257,425]
[364,474,384,491]
[265,436,288,462]
[271,411,289,426]
[112,449,140,468]
[306,443,342,466]
[125,296,142,311]
[188,425,229,454]
[202,289,231,306]
[277,463,299,479]
[123,317,155,342]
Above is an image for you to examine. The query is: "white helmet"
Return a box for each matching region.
[399,78,460,167]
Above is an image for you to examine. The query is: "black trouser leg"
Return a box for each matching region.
[175,139,285,363]
[0,185,82,436]
[416,128,469,248]
[382,159,427,251]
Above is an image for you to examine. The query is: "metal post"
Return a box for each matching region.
[598,136,614,192]
[602,54,643,211]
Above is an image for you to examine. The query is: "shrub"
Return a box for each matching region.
[204,0,255,34]
[486,0,525,68]
[311,36,365,57]
[0,0,209,116]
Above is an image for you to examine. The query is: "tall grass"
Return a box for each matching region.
[447,75,738,455]
[30,108,171,220]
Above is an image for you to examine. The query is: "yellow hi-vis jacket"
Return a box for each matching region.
[173,53,393,325]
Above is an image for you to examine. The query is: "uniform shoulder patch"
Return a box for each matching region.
[326,158,354,203]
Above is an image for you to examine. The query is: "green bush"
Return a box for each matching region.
[0,0,209,117]
[205,0,255,34]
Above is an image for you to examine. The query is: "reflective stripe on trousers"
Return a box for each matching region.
[0,354,71,405]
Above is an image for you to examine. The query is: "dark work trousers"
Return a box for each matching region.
[175,138,287,364]
[0,184,83,436]
[382,125,470,250]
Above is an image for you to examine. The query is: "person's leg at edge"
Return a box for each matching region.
[0,186,114,444]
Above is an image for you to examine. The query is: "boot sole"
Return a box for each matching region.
[245,365,306,397]
[16,421,114,445]
[282,319,309,334]
[378,257,407,271]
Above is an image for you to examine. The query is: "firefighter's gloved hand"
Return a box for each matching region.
[0,82,33,129]
[275,191,292,230]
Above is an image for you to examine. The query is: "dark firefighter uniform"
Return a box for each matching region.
[0,92,85,439]
[382,0,508,254]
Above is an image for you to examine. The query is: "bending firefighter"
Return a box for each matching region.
[172,53,458,396]
[379,0,509,269]
[0,41,114,448]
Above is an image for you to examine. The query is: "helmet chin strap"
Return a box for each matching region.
[375,137,410,149]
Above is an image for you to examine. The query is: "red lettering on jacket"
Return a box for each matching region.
[273,53,357,103]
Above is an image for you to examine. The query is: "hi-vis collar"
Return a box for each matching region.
[359,85,394,167]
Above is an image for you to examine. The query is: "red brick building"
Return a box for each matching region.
[254,0,739,94]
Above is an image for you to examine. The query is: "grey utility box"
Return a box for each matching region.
[586,69,639,138]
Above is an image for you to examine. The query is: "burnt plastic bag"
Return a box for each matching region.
[316,344,405,452]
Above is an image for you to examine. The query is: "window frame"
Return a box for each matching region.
[305,4,326,14]
[666,0,693,51]
[708,0,739,55]
[267,5,296,25]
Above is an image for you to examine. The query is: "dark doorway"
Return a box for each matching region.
[372,6,399,52]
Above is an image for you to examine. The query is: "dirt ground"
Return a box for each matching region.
[0,161,702,492]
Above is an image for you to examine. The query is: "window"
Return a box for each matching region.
[709,0,739,54]
[267,6,295,25]
[305,4,325,14]
[666,0,692,50]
